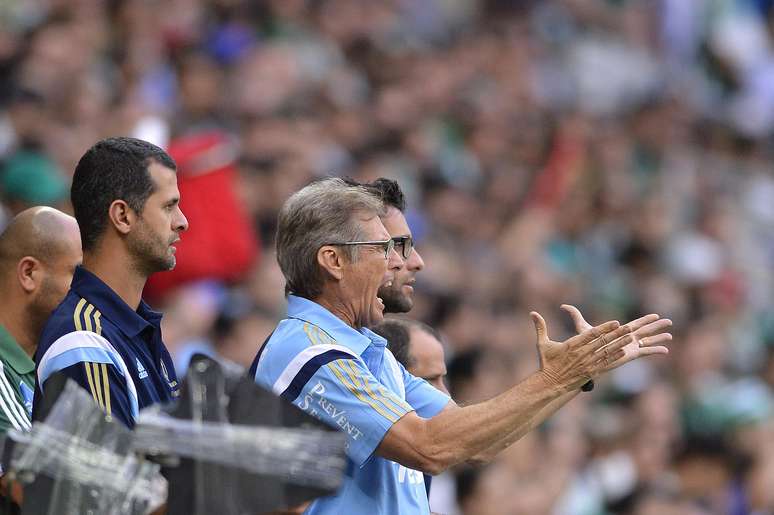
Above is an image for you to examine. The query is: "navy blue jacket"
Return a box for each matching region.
[34,266,179,427]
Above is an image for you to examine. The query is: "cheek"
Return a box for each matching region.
[56,275,72,297]
[158,212,174,232]
[146,209,171,230]
[375,256,389,273]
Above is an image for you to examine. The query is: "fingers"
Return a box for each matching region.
[602,331,636,353]
[578,322,632,352]
[590,315,671,353]
[639,333,672,347]
[637,345,669,356]
[590,345,626,368]
[595,342,669,372]
[634,318,673,339]
[530,311,549,346]
[567,320,620,349]
[579,314,673,376]
[624,313,660,333]
[560,304,592,332]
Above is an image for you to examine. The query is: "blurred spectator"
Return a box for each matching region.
[0,151,67,214]
[2,0,774,512]
[0,88,48,156]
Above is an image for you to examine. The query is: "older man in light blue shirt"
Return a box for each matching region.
[253,294,449,513]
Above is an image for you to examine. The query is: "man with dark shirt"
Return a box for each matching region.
[34,137,188,427]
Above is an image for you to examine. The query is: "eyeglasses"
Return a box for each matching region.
[327,239,396,259]
[391,235,414,260]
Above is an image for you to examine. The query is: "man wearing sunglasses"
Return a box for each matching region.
[344,178,423,315]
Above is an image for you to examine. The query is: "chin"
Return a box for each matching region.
[384,296,413,314]
[162,252,177,269]
[150,256,176,273]
[370,310,385,326]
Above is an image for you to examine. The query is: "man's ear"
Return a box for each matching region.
[108,200,137,235]
[17,256,42,293]
[317,245,345,281]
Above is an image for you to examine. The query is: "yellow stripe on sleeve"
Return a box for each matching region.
[377,384,412,413]
[302,323,320,346]
[100,364,111,417]
[314,326,336,346]
[328,361,397,423]
[83,304,94,332]
[92,363,104,409]
[84,363,100,405]
[94,311,102,336]
[73,298,86,331]
[343,360,408,418]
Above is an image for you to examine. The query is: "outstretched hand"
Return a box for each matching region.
[560,304,671,373]
[530,311,633,392]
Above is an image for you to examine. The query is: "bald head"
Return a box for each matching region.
[0,206,81,273]
[0,207,81,353]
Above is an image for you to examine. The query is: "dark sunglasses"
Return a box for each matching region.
[391,236,414,260]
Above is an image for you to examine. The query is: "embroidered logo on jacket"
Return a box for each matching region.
[136,358,149,379]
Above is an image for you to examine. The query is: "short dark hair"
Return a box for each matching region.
[343,177,406,213]
[372,318,442,370]
[373,319,414,369]
[71,137,177,251]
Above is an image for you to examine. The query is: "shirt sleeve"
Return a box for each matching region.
[41,362,135,427]
[255,326,415,466]
[35,331,139,428]
[0,364,31,434]
[399,361,451,419]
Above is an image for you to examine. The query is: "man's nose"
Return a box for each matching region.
[408,248,425,271]
[175,208,189,232]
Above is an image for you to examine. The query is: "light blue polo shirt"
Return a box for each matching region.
[251,295,450,514]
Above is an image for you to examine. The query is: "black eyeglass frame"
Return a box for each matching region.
[390,235,414,260]
[325,239,396,259]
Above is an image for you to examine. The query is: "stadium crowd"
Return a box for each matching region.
[2,0,774,513]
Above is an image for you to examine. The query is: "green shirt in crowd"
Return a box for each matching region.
[0,325,34,435]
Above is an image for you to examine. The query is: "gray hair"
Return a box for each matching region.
[276,177,385,299]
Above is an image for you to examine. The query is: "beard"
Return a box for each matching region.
[30,275,67,333]
[377,282,413,314]
[128,219,176,277]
